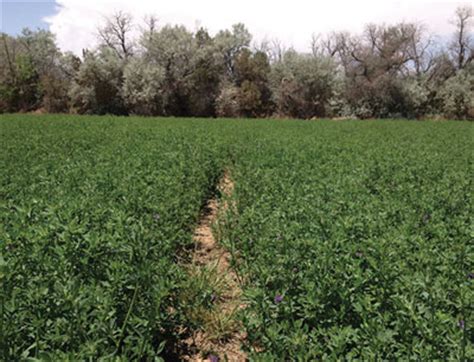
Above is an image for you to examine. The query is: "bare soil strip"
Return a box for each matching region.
[184,171,247,361]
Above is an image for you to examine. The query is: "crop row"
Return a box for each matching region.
[0,115,227,359]
[220,120,473,359]
[1,115,472,360]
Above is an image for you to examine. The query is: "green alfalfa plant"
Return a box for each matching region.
[0,254,6,361]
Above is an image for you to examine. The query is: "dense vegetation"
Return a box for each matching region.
[1,6,473,120]
[222,121,473,359]
[0,115,226,359]
[1,115,472,360]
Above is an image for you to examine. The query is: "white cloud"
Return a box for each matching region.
[45,0,470,54]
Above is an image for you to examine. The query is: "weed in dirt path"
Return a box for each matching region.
[182,172,247,362]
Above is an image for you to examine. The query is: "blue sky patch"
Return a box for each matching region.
[1,0,58,35]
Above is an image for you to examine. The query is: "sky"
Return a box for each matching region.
[1,0,56,34]
[0,0,471,54]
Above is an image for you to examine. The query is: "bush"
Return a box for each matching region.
[69,50,127,115]
[270,51,337,119]
[121,59,166,116]
[437,68,474,119]
[216,83,241,117]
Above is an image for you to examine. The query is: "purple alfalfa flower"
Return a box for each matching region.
[458,319,465,330]
[468,272,474,280]
[210,293,217,303]
[153,213,160,221]
[274,294,284,304]
[422,213,431,224]
[208,354,219,362]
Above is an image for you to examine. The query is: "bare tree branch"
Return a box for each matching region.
[98,11,134,59]
[450,5,473,69]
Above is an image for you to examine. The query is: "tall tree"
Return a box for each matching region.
[214,23,252,81]
[98,11,134,60]
[188,28,222,116]
[141,25,197,116]
[450,5,473,70]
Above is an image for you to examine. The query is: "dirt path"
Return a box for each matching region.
[184,171,247,362]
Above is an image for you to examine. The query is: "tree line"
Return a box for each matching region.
[0,6,472,119]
